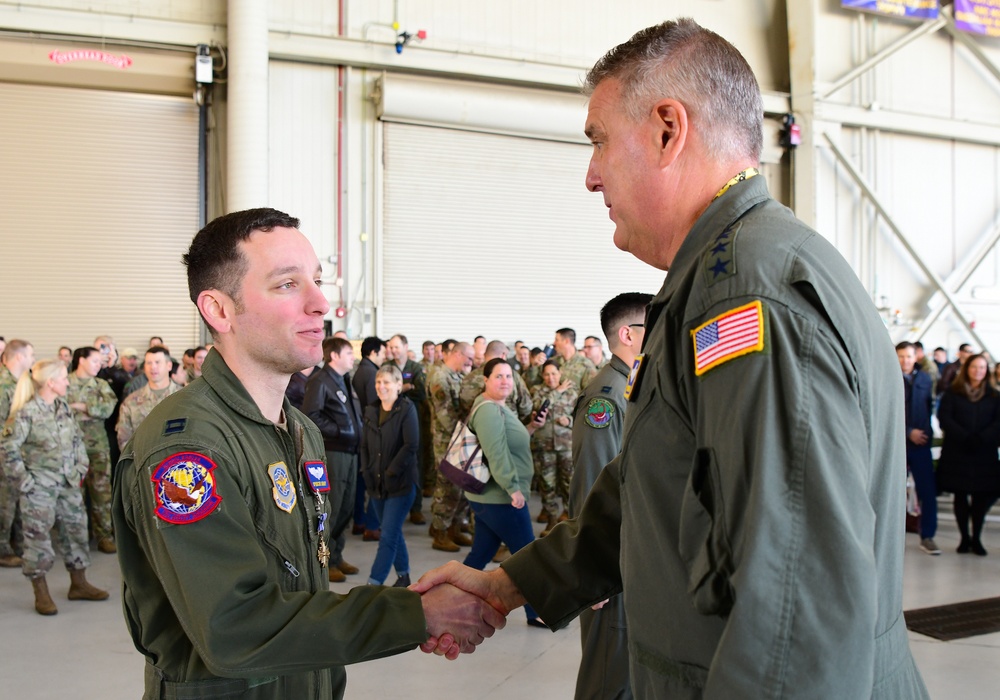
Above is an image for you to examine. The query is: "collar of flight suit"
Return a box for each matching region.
[646,174,772,329]
[608,354,632,379]
[199,348,293,427]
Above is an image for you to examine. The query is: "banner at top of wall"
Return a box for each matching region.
[954,0,1000,37]
[840,0,940,21]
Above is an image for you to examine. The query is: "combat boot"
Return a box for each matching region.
[447,523,473,547]
[430,527,460,553]
[67,568,109,601]
[0,553,23,567]
[31,576,58,615]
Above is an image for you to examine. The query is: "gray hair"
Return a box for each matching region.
[375,363,402,383]
[584,18,763,164]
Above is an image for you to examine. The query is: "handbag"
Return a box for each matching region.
[438,401,496,494]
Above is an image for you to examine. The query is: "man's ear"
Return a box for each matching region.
[653,99,687,167]
[197,290,235,336]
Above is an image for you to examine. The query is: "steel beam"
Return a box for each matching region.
[822,131,992,355]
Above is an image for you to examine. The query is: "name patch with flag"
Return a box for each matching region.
[691,300,765,376]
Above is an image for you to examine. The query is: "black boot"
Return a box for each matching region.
[392,573,411,587]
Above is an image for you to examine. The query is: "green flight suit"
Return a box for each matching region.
[502,176,928,698]
[568,354,632,700]
[113,350,427,699]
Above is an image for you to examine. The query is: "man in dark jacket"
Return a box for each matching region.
[351,336,386,538]
[897,342,939,555]
[352,337,385,409]
[303,337,363,582]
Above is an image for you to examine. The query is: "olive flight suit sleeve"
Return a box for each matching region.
[115,441,428,678]
[684,297,880,697]
[501,457,624,627]
[406,363,427,403]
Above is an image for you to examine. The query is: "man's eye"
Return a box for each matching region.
[314,279,324,288]
[277,281,295,290]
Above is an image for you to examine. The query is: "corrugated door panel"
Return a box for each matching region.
[0,81,201,356]
[381,122,665,347]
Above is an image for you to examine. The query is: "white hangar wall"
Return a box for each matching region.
[1,0,996,354]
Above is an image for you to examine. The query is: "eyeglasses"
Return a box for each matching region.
[628,323,645,329]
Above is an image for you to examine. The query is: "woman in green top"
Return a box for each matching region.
[464,358,547,627]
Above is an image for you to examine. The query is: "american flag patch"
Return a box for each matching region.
[691,300,765,376]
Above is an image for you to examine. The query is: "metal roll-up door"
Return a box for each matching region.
[380,121,666,347]
[0,81,200,356]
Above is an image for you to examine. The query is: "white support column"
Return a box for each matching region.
[785,0,820,228]
[227,0,269,212]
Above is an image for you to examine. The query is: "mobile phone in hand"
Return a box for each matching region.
[537,399,551,418]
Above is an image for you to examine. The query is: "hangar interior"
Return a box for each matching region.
[1,1,999,698]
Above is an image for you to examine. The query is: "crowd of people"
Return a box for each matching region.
[288,328,605,589]
[900,340,1000,556]
[0,334,219,613]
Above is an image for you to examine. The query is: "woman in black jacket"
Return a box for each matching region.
[360,364,419,585]
[937,353,1000,555]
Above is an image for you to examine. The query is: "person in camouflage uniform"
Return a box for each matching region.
[553,328,599,390]
[521,347,547,391]
[459,340,533,422]
[529,361,578,530]
[0,359,109,615]
[66,346,118,553]
[428,341,475,552]
[0,339,34,566]
[116,346,183,450]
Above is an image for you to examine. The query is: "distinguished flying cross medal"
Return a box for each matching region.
[268,462,297,513]
[304,460,331,567]
[692,300,765,376]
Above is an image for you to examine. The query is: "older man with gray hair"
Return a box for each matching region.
[415,18,929,699]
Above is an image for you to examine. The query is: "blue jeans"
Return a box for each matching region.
[463,501,539,622]
[908,446,936,539]
[355,469,380,531]
[368,486,417,585]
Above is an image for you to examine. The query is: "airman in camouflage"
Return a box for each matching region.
[116,382,183,449]
[1,359,108,614]
[0,340,34,566]
[428,341,474,551]
[66,347,117,551]
[553,328,599,390]
[529,361,578,527]
[521,348,547,391]
[459,340,533,422]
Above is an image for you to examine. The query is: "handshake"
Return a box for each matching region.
[408,561,529,660]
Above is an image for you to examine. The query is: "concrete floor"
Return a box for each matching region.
[0,495,997,699]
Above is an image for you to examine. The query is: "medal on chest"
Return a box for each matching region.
[303,460,331,568]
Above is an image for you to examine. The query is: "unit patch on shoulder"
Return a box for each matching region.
[691,300,765,376]
[151,452,222,524]
[268,461,297,513]
[585,397,615,429]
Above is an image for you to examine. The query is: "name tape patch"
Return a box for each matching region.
[692,300,765,376]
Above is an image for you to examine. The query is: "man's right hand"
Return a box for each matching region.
[412,562,527,657]
[418,581,507,660]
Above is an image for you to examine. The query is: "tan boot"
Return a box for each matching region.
[31,576,58,615]
[431,527,460,553]
[447,523,473,547]
[328,567,346,583]
[67,568,109,601]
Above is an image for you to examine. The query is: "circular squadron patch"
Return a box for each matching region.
[151,452,222,524]
[585,398,615,429]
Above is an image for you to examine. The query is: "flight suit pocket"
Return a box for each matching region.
[678,447,734,616]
